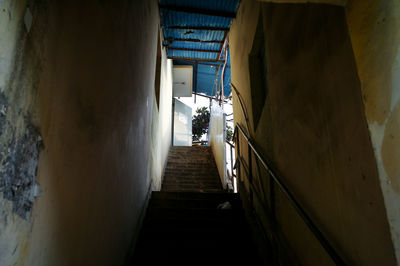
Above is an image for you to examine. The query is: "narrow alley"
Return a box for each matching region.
[0,0,399,265]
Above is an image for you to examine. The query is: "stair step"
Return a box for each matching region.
[142,218,246,231]
[162,179,221,184]
[145,207,243,220]
[161,146,222,192]
[133,238,262,266]
[135,237,256,252]
[161,184,222,190]
[161,187,223,193]
[152,191,239,201]
[139,228,250,241]
[161,188,224,193]
[148,199,241,210]
[130,147,263,266]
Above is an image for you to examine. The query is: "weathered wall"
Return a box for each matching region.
[0,0,44,265]
[0,0,167,265]
[230,1,395,265]
[345,0,400,262]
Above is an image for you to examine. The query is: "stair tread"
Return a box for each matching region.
[152,191,239,199]
[129,147,263,266]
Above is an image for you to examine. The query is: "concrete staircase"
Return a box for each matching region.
[162,146,223,192]
[130,146,263,265]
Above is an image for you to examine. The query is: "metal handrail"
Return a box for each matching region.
[192,140,208,146]
[230,83,251,135]
[234,123,346,265]
[226,140,236,192]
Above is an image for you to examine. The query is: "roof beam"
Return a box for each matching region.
[176,60,230,68]
[159,5,236,18]
[193,92,231,104]
[171,38,223,44]
[168,56,225,63]
[165,26,229,31]
[168,47,220,53]
[194,63,198,103]
[218,32,229,60]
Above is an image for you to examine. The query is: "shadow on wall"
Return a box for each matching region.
[0,0,169,265]
[229,0,396,265]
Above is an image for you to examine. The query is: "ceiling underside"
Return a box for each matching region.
[159,0,240,97]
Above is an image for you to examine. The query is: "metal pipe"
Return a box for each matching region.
[170,38,224,44]
[230,144,234,191]
[220,38,228,108]
[248,143,253,209]
[230,83,251,135]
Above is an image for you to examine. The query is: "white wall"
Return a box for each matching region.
[150,32,174,191]
[209,101,227,188]
[173,98,192,146]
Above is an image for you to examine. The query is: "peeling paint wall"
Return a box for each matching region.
[346,0,400,262]
[0,0,168,265]
[0,0,45,264]
[230,0,395,264]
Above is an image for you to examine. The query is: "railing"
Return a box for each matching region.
[192,140,208,146]
[225,140,236,192]
[230,83,251,135]
[233,123,346,265]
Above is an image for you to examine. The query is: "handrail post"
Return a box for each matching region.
[235,127,241,183]
[269,174,276,224]
[248,142,253,210]
[230,144,234,191]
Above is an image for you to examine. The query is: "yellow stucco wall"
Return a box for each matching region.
[230,0,395,264]
[346,0,400,262]
[0,0,172,265]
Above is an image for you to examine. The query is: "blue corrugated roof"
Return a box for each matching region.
[161,10,232,28]
[159,0,240,97]
[160,0,238,13]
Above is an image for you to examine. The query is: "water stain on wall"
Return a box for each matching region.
[382,101,400,194]
[0,0,46,220]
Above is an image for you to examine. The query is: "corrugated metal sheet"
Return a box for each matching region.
[161,10,232,28]
[159,0,240,97]
[168,41,220,51]
[164,29,225,43]
[169,50,218,60]
[160,0,239,13]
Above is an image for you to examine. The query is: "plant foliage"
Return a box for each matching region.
[226,124,233,142]
[192,107,210,141]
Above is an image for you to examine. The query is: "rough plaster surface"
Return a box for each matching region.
[0,0,169,265]
[0,0,46,264]
[346,0,400,262]
[0,120,44,219]
[230,1,395,265]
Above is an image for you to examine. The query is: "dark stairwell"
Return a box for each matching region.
[130,146,264,265]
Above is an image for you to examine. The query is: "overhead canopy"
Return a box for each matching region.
[159,0,240,97]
